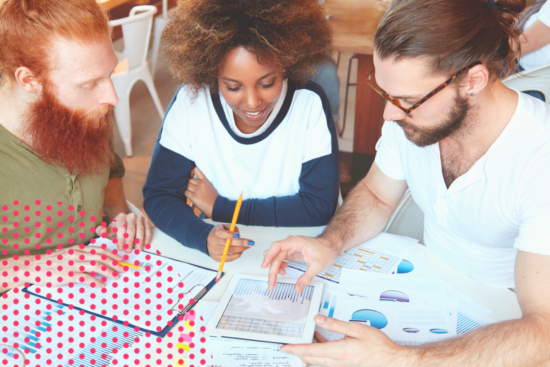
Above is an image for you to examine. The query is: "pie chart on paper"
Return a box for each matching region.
[396,259,414,274]
[379,290,410,303]
[349,309,388,329]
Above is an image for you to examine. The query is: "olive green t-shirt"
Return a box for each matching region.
[0,124,123,258]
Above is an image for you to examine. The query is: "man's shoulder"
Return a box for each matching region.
[512,93,550,148]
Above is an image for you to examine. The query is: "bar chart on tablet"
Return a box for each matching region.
[216,279,314,338]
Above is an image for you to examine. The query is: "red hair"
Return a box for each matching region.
[0,0,110,84]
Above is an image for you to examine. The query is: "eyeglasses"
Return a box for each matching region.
[366,61,482,118]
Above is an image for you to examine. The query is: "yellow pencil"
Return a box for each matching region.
[118,261,141,270]
[216,193,243,282]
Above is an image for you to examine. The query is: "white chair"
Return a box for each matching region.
[383,189,424,244]
[110,5,165,157]
[502,62,550,103]
[150,0,171,79]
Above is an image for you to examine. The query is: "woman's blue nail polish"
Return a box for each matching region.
[233,234,240,238]
[248,241,255,246]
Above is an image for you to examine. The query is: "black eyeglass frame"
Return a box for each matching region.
[366,61,482,117]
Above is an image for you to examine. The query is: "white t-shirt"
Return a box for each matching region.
[159,83,333,201]
[520,1,550,70]
[375,92,550,288]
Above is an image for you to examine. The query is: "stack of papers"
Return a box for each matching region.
[282,234,497,346]
[323,270,456,345]
[391,252,496,336]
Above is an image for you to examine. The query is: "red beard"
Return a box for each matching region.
[24,85,115,176]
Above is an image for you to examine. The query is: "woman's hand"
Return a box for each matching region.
[207,224,254,262]
[185,167,219,217]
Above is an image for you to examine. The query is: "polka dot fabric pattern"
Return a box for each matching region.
[1,201,103,258]
[0,201,212,367]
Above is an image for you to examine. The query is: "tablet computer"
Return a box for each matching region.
[205,274,324,344]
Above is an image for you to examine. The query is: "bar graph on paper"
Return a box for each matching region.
[0,302,147,367]
[320,291,337,318]
[216,279,313,338]
[68,324,143,367]
[287,245,400,284]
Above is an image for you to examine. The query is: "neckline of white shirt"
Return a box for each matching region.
[430,90,521,195]
[222,80,288,138]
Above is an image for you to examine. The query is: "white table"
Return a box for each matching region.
[152,221,521,320]
[1,221,522,366]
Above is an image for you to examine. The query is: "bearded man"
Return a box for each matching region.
[0,0,152,291]
[263,0,550,365]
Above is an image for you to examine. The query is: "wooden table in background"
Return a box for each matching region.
[98,0,130,10]
[324,0,388,180]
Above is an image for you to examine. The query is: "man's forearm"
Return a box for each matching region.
[411,316,550,367]
[103,177,130,222]
[320,178,396,253]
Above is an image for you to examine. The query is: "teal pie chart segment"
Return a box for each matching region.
[380,290,410,303]
[429,328,448,334]
[397,259,414,274]
[349,309,388,329]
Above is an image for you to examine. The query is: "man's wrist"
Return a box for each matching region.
[318,232,343,254]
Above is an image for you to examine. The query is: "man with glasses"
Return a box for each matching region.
[261,0,550,365]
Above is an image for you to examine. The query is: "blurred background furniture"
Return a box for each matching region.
[150,0,171,79]
[109,5,165,157]
[341,53,358,137]
[97,0,130,10]
[503,62,550,103]
[323,0,389,181]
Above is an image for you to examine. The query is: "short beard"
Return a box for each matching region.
[395,93,470,147]
[24,83,114,176]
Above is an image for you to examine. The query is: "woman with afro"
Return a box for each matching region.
[143,0,340,261]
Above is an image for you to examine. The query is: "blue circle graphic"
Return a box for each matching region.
[349,309,388,329]
[397,259,414,274]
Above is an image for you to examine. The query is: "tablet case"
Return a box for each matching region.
[22,251,222,338]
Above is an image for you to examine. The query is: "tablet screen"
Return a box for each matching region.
[215,279,314,338]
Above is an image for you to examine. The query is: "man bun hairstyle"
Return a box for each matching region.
[163,0,332,94]
[374,0,526,79]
